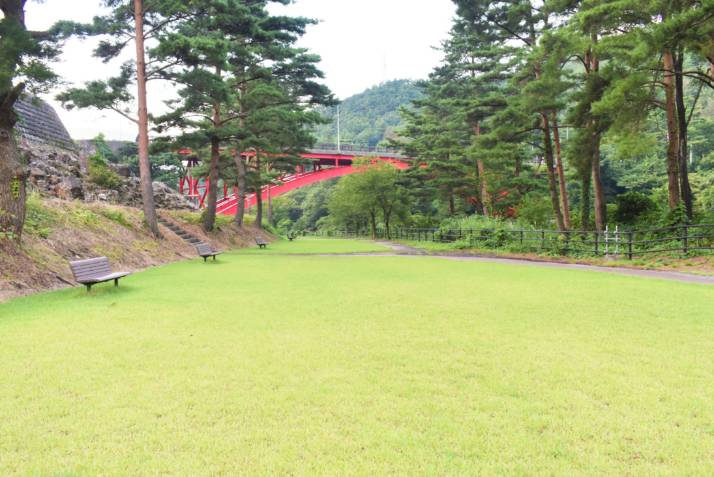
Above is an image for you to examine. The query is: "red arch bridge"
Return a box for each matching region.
[178,144,412,216]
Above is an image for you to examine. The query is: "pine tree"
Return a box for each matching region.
[0,0,65,240]
[153,0,331,231]
[58,0,191,237]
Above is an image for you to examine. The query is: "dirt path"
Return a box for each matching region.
[372,241,714,285]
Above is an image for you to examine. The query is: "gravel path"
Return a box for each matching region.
[372,241,714,285]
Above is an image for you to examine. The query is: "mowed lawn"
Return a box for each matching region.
[1,239,712,476]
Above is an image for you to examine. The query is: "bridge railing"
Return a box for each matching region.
[312,143,402,155]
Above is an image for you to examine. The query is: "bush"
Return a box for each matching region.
[88,153,122,189]
[516,193,552,228]
[613,192,656,225]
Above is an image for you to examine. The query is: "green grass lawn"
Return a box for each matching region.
[240,236,392,255]
[1,239,713,476]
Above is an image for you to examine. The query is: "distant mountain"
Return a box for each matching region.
[313,79,422,148]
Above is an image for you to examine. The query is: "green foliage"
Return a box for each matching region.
[271,179,337,233]
[68,207,102,228]
[613,192,657,226]
[328,162,409,237]
[98,208,132,229]
[517,194,553,229]
[24,193,57,239]
[313,80,422,146]
[87,151,122,190]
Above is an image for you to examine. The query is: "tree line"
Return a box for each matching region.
[0,0,333,241]
[393,0,714,232]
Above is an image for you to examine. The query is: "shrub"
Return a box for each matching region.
[516,193,552,228]
[88,152,122,189]
[613,192,656,225]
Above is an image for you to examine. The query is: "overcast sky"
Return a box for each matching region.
[26,0,455,141]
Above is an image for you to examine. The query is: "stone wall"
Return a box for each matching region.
[24,143,196,211]
[15,97,76,151]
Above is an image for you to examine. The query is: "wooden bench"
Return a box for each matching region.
[195,242,222,262]
[255,237,268,249]
[69,257,131,292]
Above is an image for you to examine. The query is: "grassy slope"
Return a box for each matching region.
[0,198,269,302]
[1,239,712,476]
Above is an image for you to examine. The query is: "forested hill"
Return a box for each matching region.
[312,79,422,147]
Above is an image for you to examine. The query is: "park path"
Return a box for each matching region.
[372,241,714,285]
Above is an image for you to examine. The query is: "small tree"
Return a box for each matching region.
[328,161,406,239]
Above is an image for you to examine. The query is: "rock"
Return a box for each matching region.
[112,164,131,178]
[23,143,85,199]
[20,141,196,211]
[59,176,84,200]
[30,167,45,179]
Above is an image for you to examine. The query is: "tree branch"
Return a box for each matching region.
[109,106,139,124]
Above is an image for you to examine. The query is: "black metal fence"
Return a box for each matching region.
[310,224,714,259]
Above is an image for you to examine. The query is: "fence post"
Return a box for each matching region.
[627,231,634,260]
[541,230,546,250]
[594,231,599,255]
[682,225,689,254]
[520,230,524,246]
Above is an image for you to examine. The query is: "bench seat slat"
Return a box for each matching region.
[195,243,222,259]
[69,257,131,288]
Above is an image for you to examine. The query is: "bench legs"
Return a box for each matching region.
[84,279,121,293]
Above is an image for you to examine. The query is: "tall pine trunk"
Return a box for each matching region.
[474,123,490,217]
[591,132,606,231]
[203,132,220,232]
[663,49,681,210]
[133,0,161,237]
[586,38,606,231]
[541,113,566,232]
[551,113,571,229]
[234,83,248,227]
[255,153,262,229]
[234,153,247,227]
[674,50,693,220]
[580,173,591,231]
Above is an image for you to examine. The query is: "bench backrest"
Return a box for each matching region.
[69,257,112,282]
[195,243,214,255]
[255,237,267,244]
